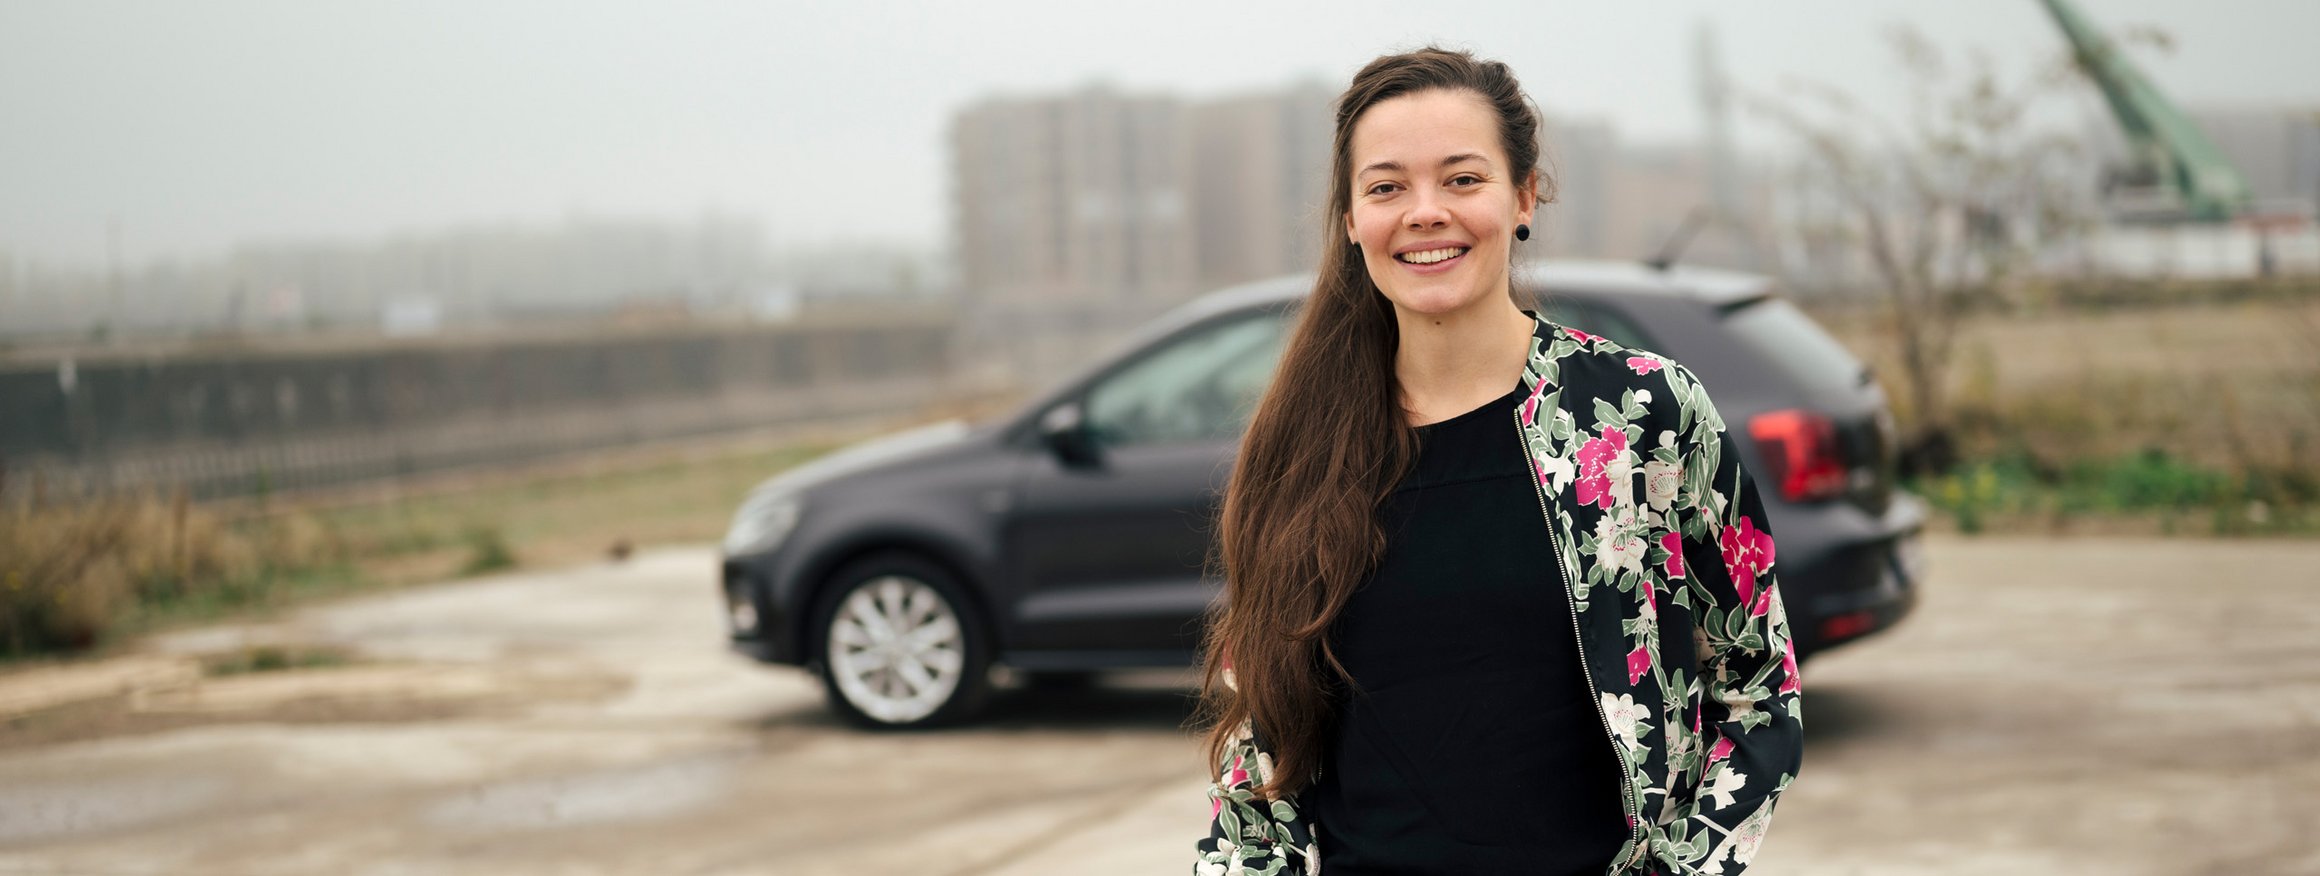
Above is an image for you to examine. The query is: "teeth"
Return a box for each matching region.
[1398,247,1467,265]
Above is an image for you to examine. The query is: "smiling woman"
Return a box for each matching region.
[1345,96,1532,322]
[1193,47,1802,876]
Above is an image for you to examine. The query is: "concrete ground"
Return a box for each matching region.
[1,536,2315,875]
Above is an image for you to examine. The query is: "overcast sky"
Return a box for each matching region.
[3,0,2316,271]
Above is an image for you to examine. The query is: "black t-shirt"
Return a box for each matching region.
[1306,379,1628,875]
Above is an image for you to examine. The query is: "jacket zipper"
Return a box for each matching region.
[1517,407,1642,870]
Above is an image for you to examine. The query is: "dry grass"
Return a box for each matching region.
[2,437,840,660]
[306,438,838,580]
[1813,281,2320,535]
[0,493,347,656]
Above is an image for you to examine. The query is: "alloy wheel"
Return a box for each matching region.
[824,574,967,725]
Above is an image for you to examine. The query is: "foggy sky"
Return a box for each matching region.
[4,0,2317,271]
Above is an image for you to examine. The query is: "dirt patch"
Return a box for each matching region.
[199,642,359,675]
[0,652,627,751]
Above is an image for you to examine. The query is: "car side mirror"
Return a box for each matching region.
[1038,402,1102,468]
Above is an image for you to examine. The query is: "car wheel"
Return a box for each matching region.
[810,553,991,729]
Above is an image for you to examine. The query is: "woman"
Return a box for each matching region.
[1193,48,1802,876]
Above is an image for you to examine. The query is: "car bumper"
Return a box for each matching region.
[1778,492,1928,660]
[722,557,795,665]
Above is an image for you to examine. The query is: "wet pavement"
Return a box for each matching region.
[0,538,2315,874]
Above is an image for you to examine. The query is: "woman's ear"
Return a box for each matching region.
[1518,169,1540,228]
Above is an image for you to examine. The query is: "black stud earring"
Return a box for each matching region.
[1515,224,1531,242]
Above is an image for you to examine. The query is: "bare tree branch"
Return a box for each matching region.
[1748,23,2104,471]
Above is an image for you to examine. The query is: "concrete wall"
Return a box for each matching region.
[0,316,956,501]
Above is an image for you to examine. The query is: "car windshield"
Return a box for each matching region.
[1721,298,1866,398]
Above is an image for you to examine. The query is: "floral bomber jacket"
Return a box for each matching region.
[1197,316,1804,876]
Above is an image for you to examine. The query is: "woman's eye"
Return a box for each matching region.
[1450,175,1482,186]
[1366,182,1400,196]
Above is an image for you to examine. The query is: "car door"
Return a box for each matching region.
[1004,308,1290,662]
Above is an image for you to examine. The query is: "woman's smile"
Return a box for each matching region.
[1395,245,1471,274]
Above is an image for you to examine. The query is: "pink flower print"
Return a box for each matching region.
[1626,645,1652,685]
[1626,356,1663,375]
[1521,390,1540,425]
[1659,531,1686,580]
[1574,427,1629,509]
[1720,515,1776,609]
[1565,327,1600,344]
[1719,517,1755,580]
[1708,736,1735,766]
[1226,754,1248,788]
[1779,638,1802,694]
[1211,795,1224,818]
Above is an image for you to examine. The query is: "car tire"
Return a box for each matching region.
[809,552,991,729]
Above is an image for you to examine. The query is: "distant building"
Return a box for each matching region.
[1541,117,1770,271]
[951,86,1196,377]
[1185,81,1337,288]
[949,79,1781,381]
[0,215,777,342]
[2185,106,2320,218]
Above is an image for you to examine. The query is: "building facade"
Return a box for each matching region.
[951,83,1338,381]
[949,81,1777,382]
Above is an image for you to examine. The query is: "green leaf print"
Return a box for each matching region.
[1593,397,1627,431]
[1526,431,1554,461]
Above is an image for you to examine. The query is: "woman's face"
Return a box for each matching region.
[1343,88,1534,320]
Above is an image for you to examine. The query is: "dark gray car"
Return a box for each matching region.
[720,261,1925,728]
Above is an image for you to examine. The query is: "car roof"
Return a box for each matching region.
[999,259,1778,442]
[1185,259,1773,319]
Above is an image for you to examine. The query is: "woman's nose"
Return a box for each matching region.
[1404,188,1450,229]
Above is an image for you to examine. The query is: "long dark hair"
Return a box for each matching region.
[1195,47,1555,798]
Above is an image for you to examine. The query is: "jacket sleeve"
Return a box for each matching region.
[1650,363,1804,875]
[1194,717,1315,875]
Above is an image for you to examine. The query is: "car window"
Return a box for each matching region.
[1537,299,1653,350]
[1083,311,1288,448]
[1722,298,1865,397]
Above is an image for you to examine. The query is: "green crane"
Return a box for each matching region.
[2038,0,2250,222]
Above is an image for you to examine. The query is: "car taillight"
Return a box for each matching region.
[1748,409,1848,502]
[1820,610,1876,643]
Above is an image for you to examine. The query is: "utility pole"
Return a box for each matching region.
[105,215,122,340]
[1694,21,1758,270]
